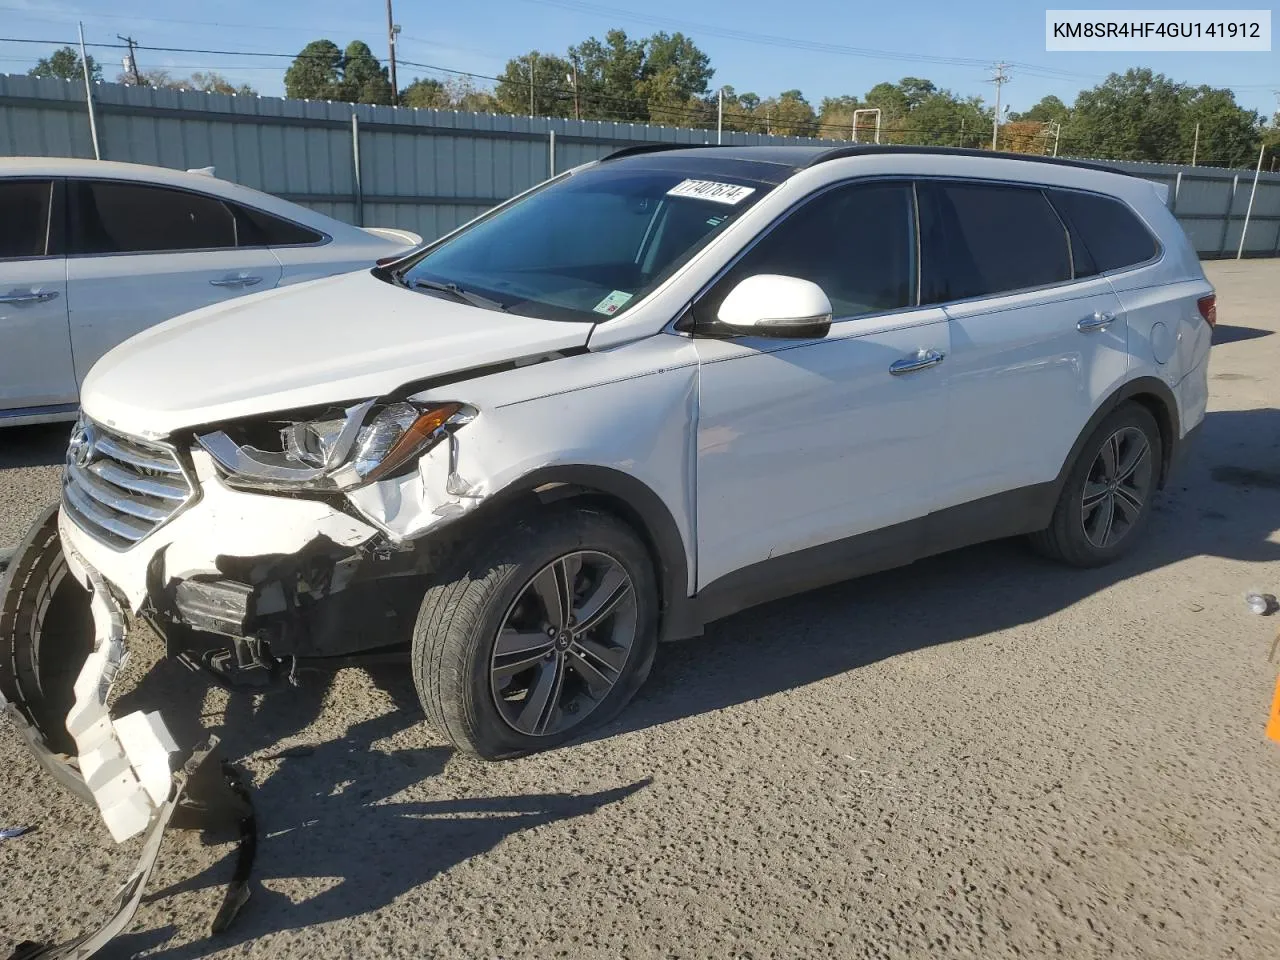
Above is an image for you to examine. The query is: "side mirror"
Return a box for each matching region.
[716,274,833,338]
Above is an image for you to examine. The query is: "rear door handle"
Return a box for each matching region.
[1077,311,1115,332]
[890,348,945,375]
[0,288,59,305]
[209,275,263,288]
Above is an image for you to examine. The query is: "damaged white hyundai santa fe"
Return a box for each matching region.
[2,144,1213,840]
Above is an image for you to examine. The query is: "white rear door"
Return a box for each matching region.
[65,178,281,383]
[0,177,75,413]
[919,179,1129,509]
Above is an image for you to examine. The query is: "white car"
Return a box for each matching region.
[0,158,421,425]
[2,145,1213,842]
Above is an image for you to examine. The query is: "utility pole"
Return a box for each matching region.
[568,59,580,120]
[385,0,399,102]
[79,22,100,159]
[117,34,141,85]
[717,87,724,144]
[988,62,1010,150]
[1191,121,1199,166]
[529,54,535,115]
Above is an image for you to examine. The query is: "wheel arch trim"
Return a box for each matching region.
[460,464,699,642]
[1054,376,1181,501]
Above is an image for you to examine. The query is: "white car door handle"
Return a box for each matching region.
[209,275,263,288]
[889,348,945,375]
[0,288,59,305]
[1078,311,1115,332]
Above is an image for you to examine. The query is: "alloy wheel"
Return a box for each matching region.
[489,550,638,737]
[1081,425,1153,549]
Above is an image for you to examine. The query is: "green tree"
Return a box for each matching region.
[863,81,910,121]
[818,95,861,139]
[569,29,647,121]
[1184,84,1262,167]
[339,40,394,105]
[757,89,816,137]
[1013,94,1070,124]
[643,31,712,102]
[495,51,573,116]
[400,77,450,109]
[1068,68,1260,165]
[284,39,344,100]
[29,46,101,82]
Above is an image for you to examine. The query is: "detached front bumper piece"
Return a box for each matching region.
[1,504,179,842]
[1,506,257,956]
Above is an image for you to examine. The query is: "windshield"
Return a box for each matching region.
[396,163,774,322]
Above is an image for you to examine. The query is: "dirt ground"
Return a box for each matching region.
[1,259,1279,959]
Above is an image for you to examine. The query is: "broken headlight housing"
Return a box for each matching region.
[196,400,474,492]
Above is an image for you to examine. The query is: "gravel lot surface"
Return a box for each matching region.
[2,260,1279,959]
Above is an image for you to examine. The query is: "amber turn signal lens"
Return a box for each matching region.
[364,403,463,484]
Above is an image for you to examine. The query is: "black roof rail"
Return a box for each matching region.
[802,144,1132,176]
[601,143,721,162]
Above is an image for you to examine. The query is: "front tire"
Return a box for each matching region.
[412,505,659,760]
[1030,402,1163,567]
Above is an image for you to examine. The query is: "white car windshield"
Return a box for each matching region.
[394,161,775,322]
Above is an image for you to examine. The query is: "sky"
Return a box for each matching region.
[0,0,1276,118]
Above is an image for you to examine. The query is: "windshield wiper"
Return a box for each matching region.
[411,278,507,312]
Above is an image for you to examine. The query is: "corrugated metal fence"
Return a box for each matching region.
[3,74,1279,258]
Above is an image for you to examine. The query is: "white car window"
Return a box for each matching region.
[0,179,54,259]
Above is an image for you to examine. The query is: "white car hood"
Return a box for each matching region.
[80,270,594,438]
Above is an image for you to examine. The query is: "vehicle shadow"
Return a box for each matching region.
[1212,323,1272,345]
[0,422,72,470]
[597,405,1280,742]
[106,663,649,958]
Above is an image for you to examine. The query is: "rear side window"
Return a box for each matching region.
[699,180,917,322]
[231,204,324,246]
[70,180,236,254]
[0,180,53,258]
[1049,189,1158,274]
[919,181,1071,302]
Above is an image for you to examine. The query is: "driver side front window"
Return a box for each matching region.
[696,180,917,327]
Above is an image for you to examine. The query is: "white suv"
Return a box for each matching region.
[1,145,1214,836]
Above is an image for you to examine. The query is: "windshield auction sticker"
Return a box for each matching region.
[1046,10,1271,50]
[593,290,634,315]
[667,179,756,205]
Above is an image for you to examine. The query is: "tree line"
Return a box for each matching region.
[26,33,1277,167]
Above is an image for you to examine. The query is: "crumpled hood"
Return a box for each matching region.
[80,270,594,437]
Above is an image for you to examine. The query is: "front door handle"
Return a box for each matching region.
[890,348,945,375]
[209,275,263,288]
[1078,311,1115,332]
[0,288,60,305]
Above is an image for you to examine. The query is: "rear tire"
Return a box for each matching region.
[412,505,658,760]
[1030,402,1162,568]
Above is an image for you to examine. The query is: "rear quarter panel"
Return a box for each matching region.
[1105,181,1213,438]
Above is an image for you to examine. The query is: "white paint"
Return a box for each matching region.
[79,271,592,439]
[62,549,179,842]
[716,274,832,331]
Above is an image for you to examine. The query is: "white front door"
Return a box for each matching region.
[690,180,951,593]
[916,179,1129,508]
[0,178,74,413]
[64,178,282,384]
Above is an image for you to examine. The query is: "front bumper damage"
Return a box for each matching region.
[0,507,257,956]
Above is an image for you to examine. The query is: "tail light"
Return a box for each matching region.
[1197,294,1216,328]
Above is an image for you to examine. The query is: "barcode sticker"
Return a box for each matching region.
[666,179,756,205]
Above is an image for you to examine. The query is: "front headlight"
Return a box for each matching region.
[197,400,473,492]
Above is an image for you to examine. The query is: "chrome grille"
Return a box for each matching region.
[62,417,195,549]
